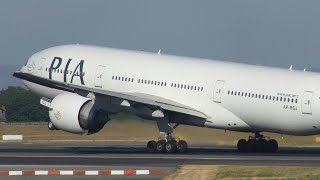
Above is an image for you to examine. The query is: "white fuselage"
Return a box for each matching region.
[21,45,320,136]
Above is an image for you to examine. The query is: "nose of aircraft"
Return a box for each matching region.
[20,55,36,74]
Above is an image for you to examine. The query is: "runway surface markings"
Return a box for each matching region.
[0,169,161,176]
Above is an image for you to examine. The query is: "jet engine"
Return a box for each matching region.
[49,93,110,134]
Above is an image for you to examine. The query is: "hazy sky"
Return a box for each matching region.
[1,0,320,69]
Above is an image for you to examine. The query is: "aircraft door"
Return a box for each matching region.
[302,91,313,114]
[94,65,106,88]
[213,80,225,103]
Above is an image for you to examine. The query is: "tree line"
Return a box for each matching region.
[0,86,49,122]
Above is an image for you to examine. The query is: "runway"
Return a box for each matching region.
[1,142,320,179]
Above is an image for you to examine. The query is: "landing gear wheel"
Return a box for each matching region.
[147,140,157,153]
[156,140,166,153]
[177,140,188,153]
[268,139,278,153]
[237,139,247,153]
[255,139,265,153]
[165,140,177,153]
[48,122,56,131]
[246,139,256,153]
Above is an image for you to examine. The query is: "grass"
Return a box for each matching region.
[165,165,320,180]
[0,118,319,147]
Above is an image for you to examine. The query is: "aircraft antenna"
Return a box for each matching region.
[158,49,161,55]
[289,65,293,71]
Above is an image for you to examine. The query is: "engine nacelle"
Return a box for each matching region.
[49,93,110,134]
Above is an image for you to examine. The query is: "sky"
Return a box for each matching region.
[1,0,320,70]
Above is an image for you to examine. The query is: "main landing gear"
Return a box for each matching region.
[146,133,188,154]
[237,132,278,153]
[146,118,188,154]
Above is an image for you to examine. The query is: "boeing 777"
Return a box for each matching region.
[13,44,320,153]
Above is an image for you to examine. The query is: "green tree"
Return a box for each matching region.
[0,86,49,122]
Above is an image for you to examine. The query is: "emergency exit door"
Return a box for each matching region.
[94,65,106,88]
[213,80,225,103]
[302,91,313,114]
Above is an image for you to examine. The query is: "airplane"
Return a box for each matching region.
[13,44,320,154]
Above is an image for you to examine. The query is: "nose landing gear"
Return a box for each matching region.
[237,132,278,153]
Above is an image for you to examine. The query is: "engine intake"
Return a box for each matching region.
[49,93,110,134]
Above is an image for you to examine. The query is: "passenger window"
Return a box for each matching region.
[295,99,298,103]
[241,92,244,96]
[201,87,203,91]
[280,97,282,101]
[112,76,114,80]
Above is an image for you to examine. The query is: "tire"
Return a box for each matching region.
[237,139,247,153]
[259,139,268,152]
[147,140,157,153]
[48,122,56,131]
[268,139,278,153]
[255,139,265,153]
[165,140,177,154]
[246,139,256,153]
[156,140,166,153]
[177,140,188,153]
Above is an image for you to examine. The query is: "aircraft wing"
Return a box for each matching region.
[13,71,209,119]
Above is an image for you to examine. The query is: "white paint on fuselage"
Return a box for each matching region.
[21,44,320,136]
